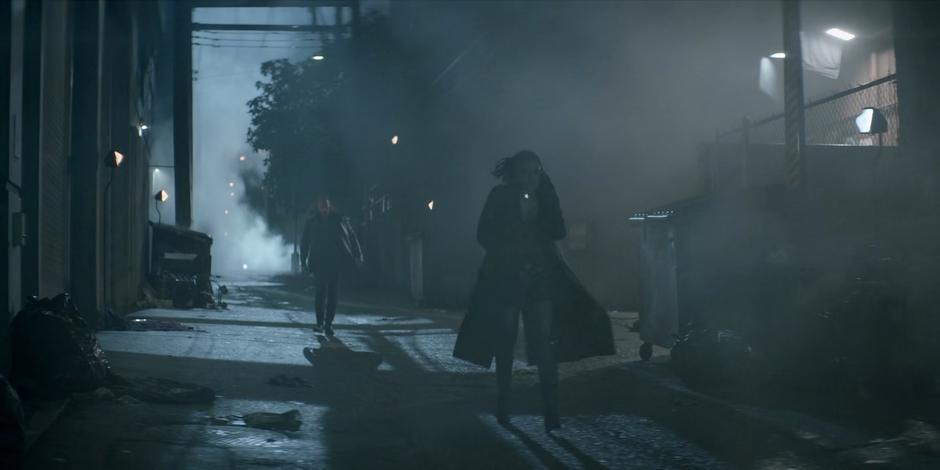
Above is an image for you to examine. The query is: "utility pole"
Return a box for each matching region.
[782,0,806,189]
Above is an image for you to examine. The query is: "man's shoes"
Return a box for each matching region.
[324,325,335,336]
[496,390,510,425]
[313,324,324,333]
[544,412,561,432]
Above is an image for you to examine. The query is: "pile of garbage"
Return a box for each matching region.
[8,294,217,404]
[11,294,112,399]
[670,325,763,390]
[0,375,25,469]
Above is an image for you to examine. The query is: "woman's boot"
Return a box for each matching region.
[496,354,513,425]
[542,386,560,431]
[539,352,560,431]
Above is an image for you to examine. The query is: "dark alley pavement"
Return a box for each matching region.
[22,274,938,469]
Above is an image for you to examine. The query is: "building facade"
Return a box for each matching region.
[1,0,178,371]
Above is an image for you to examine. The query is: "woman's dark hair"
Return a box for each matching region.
[492,150,542,182]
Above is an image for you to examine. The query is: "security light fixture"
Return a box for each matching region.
[137,123,149,137]
[154,189,169,224]
[855,107,887,134]
[106,150,125,168]
[825,28,855,41]
[154,168,160,174]
[312,54,325,61]
[770,52,786,59]
[427,200,434,211]
[391,135,399,145]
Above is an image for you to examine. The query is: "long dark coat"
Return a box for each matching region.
[453,180,616,368]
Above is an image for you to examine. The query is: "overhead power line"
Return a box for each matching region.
[193,42,321,49]
[193,35,322,42]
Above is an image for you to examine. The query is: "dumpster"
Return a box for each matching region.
[149,223,213,308]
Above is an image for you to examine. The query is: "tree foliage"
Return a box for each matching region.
[247,45,346,215]
[247,14,419,225]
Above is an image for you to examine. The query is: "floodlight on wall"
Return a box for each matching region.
[103,149,126,310]
[770,52,786,59]
[154,189,169,224]
[825,28,855,41]
[106,150,125,168]
[390,135,399,145]
[855,107,887,134]
[137,123,149,137]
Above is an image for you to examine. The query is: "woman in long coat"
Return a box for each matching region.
[453,150,615,431]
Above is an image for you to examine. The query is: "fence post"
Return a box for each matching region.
[782,0,806,189]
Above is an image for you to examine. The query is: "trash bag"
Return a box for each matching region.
[670,326,757,389]
[0,375,25,470]
[11,294,112,398]
[267,374,314,389]
[109,377,215,404]
[243,410,302,432]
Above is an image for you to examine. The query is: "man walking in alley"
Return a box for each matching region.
[300,196,363,336]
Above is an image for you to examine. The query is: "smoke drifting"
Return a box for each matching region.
[191,7,318,275]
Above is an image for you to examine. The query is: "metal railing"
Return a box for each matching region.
[717,74,898,147]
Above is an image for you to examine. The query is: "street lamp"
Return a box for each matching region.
[825,28,855,41]
[154,189,169,224]
[855,107,887,134]
[104,149,125,312]
[106,150,125,168]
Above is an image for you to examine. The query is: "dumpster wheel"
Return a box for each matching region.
[639,342,653,361]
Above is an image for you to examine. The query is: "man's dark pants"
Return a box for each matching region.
[314,270,340,327]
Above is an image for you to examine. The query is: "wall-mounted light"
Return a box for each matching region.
[825,28,855,41]
[427,200,434,211]
[137,123,149,137]
[154,189,169,224]
[239,155,246,161]
[769,52,786,59]
[228,181,235,188]
[390,135,399,145]
[106,150,125,168]
[855,107,887,134]
[312,54,325,61]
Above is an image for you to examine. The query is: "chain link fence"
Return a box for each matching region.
[717,74,898,147]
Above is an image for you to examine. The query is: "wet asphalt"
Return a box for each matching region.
[23,274,855,469]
